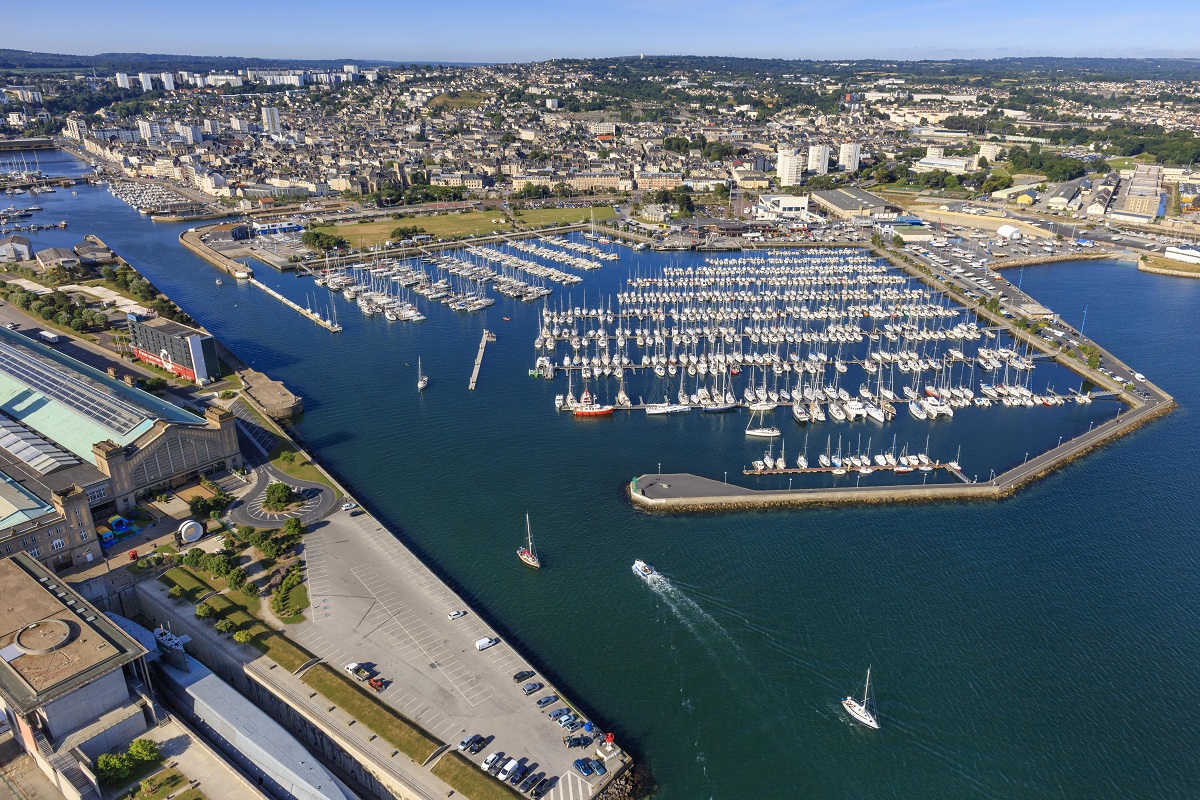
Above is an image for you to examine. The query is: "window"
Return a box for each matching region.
[79,531,89,540]
[27,547,40,558]
[50,539,65,552]
[73,508,83,527]
[86,486,108,503]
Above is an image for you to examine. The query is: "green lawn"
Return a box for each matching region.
[515,206,617,227]
[160,567,313,672]
[277,583,309,624]
[314,211,513,248]
[269,443,339,494]
[121,768,206,800]
[432,752,523,800]
[301,665,440,763]
[429,91,490,109]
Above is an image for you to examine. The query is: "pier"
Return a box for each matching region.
[744,463,968,480]
[630,386,1174,513]
[249,278,342,332]
[469,329,495,389]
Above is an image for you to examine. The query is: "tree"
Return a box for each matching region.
[183,548,205,569]
[215,619,235,635]
[259,538,284,560]
[282,516,304,539]
[127,739,161,764]
[227,566,248,591]
[95,753,134,783]
[233,630,252,645]
[892,234,905,247]
[194,602,214,620]
[263,482,294,512]
[167,585,183,601]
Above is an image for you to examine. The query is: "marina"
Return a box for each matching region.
[8,158,1195,800]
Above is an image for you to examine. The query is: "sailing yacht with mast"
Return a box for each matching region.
[841,667,880,729]
[417,357,428,391]
[517,514,541,569]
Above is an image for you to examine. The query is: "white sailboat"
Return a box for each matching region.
[417,356,429,391]
[841,667,880,729]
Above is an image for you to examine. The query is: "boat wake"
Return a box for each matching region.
[644,572,745,662]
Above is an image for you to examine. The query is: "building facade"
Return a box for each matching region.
[128,318,219,384]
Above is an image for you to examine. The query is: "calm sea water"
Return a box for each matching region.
[15,152,1200,799]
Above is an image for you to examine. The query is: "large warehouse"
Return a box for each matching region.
[0,327,241,571]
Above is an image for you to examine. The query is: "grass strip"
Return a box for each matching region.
[301,664,440,764]
[432,752,525,800]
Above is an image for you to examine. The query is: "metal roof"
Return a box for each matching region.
[0,327,204,461]
[0,416,78,474]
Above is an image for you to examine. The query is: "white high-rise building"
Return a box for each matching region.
[137,119,166,141]
[777,148,805,187]
[175,122,203,144]
[807,145,831,175]
[160,72,175,91]
[138,73,154,92]
[115,73,131,89]
[838,142,861,172]
[261,106,281,136]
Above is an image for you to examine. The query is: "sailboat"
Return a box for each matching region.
[842,667,880,729]
[517,514,540,569]
[417,357,429,391]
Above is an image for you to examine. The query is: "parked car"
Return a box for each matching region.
[458,734,480,752]
[589,759,606,776]
[498,758,520,782]
[564,735,591,749]
[341,502,357,511]
[468,736,488,755]
[573,758,593,776]
[530,777,555,798]
[480,752,501,772]
[556,714,577,728]
[548,708,570,721]
[521,681,543,696]
[512,670,535,683]
[508,764,528,785]
[536,695,558,708]
[518,771,541,793]
[565,720,583,733]
[448,610,467,620]
[486,753,507,776]
[476,637,499,651]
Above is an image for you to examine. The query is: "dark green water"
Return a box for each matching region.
[17,152,1200,798]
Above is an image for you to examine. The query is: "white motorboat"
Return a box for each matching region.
[632,559,655,579]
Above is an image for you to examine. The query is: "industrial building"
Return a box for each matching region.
[0,326,241,519]
[0,553,154,800]
[128,317,220,385]
[810,187,892,220]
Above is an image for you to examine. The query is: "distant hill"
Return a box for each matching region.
[0,49,408,74]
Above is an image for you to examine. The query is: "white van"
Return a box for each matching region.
[476,637,499,651]
[498,758,520,781]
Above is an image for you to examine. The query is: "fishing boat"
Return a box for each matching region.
[417,357,429,391]
[632,559,655,579]
[517,514,540,569]
[841,667,880,729]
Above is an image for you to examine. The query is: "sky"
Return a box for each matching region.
[10,0,1200,62]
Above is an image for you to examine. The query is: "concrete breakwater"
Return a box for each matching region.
[179,228,254,278]
[629,394,1175,513]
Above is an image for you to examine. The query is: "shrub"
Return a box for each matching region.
[271,565,305,617]
[278,449,296,464]
[233,630,252,645]
[194,602,214,620]
[167,585,183,601]
[183,548,205,569]
[259,538,284,559]
[215,619,235,635]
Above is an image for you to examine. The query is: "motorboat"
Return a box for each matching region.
[632,559,655,579]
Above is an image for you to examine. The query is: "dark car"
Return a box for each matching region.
[519,771,541,793]
[468,736,488,755]
[530,777,555,798]
[536,695,558,708]
[512,670,536,684]
[508,764,528,785]
[564,736,591,749]
[589,759,607,776]
[573,758,593,776]
[521,681,543,696]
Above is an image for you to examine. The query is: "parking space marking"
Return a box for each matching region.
[351,565,493,706]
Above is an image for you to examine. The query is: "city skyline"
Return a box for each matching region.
[9,0,1198,63]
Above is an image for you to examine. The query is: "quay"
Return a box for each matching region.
[180,228,254,278]
[248,277,342,332]
[744,463,968,480]
[469,329,495,389]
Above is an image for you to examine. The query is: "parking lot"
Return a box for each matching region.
[290,506,624,799]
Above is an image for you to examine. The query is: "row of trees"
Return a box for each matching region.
[0,283,111,332]
[301,230,349,252]
[102,265,193,323]
[94,739,161,784]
